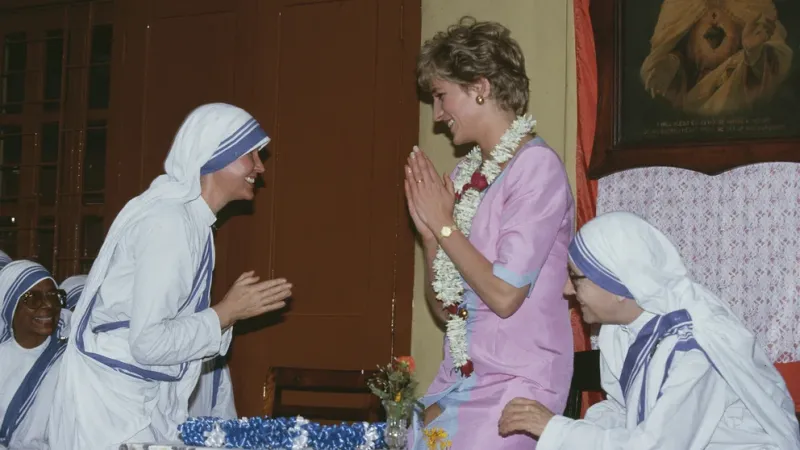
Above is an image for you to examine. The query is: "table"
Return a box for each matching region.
[121,444,307,450]
[120,444,239,450]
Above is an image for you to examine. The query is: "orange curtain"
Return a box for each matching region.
[775,362,800,412]
[572,0,602,415]
[574,0,598,229]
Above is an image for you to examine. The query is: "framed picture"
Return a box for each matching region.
[589,0,800,178]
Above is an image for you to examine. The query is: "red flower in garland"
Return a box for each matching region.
[469,171,489,191]
[459,361,474,377]
[455,170,490,201]
[442,304,474,376]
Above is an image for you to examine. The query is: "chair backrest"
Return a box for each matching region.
[263,367,383,422]
[563,350,603,419]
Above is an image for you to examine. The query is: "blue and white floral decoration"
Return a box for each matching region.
[179,416,387,450]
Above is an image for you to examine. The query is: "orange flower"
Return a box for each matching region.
[395,356,415,373]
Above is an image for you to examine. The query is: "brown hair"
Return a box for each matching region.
[417,16,529,114]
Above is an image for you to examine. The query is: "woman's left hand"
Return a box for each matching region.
[498,397,555,438]
[405,146,456,232]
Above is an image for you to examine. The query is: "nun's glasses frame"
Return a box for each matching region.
[20,289,67,310]
[568,273,587,284]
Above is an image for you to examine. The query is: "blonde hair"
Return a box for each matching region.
[417,16,529,114]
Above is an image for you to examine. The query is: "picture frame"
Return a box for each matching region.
[589,0,800,179]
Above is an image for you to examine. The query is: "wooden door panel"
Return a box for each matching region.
[272,0,376,318]
[153,0,235,18]
[107,0,419,418]
[218,0,420,416]
[0,1,115,277]
[141,10,238,183]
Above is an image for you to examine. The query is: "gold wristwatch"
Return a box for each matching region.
[439,224,459,239]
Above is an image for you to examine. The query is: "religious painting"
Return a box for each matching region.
[588,0,800,178]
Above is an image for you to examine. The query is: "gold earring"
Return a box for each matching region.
[476,95,484,105]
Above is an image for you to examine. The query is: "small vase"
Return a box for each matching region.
[382,400,409,450]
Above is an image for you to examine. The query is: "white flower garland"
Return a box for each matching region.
[432,114,536,374]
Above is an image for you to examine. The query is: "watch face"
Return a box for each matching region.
[441,226,452,237]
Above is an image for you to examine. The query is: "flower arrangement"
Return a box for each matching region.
[367,356,422,420]
[422,428,452,450]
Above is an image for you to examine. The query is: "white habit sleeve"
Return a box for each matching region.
[128,214,226,366]
[537,351,728,450]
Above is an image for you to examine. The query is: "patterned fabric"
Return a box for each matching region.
[596,163,800,363]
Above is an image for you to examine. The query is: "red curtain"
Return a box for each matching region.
[775,363,800,412]
[571,0,800,415]
[572,0,602,415]
[574,0,598,229]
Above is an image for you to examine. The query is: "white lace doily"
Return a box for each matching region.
[595,163,800,363]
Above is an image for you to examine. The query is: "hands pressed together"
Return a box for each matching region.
[212,271,293,329]
[404,146,457,243]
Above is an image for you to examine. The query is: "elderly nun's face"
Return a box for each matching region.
[12,278,61,347]
[565,262,635,325]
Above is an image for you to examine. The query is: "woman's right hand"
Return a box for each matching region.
[404,168,436,244]
[212,271,292,329]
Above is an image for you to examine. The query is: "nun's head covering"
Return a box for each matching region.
[70,103,269,338]
[0,250,12,270]
[568,211,799,448]
[0,260,57,343]
[60,275,88,311]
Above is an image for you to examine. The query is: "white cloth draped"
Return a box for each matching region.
[60,275,87,311]
[0,251,11,271]
[188,356,237,419]
[0,261,64,450]
[48,103,269,450]
[539,212,799,449]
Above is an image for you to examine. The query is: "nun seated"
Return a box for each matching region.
[498,212,800,450]
[0,260,70,449]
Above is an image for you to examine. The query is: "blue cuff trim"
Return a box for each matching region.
[493,263,538,295]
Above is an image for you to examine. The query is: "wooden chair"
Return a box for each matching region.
[563,350,603,420]
[263,367,384,422]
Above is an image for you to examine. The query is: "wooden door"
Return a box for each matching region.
[110,0,419,416]
[0,0,114,280]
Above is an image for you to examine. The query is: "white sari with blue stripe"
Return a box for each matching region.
[0,261,66,450]
[538,212,799,450]
[188,355,237,419]
[49,104,269,450]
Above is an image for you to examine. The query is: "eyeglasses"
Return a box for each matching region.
[20,289,67,310]
[568,273,587,284]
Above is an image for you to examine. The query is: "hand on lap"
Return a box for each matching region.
[498,397,555,438]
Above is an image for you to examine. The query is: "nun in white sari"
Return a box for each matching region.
[60,275,87,311]
[188,355,237,419]
[0,260,67,450]
[49,103,293,450]
[54,275,87,338]
[499,211,800,449]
